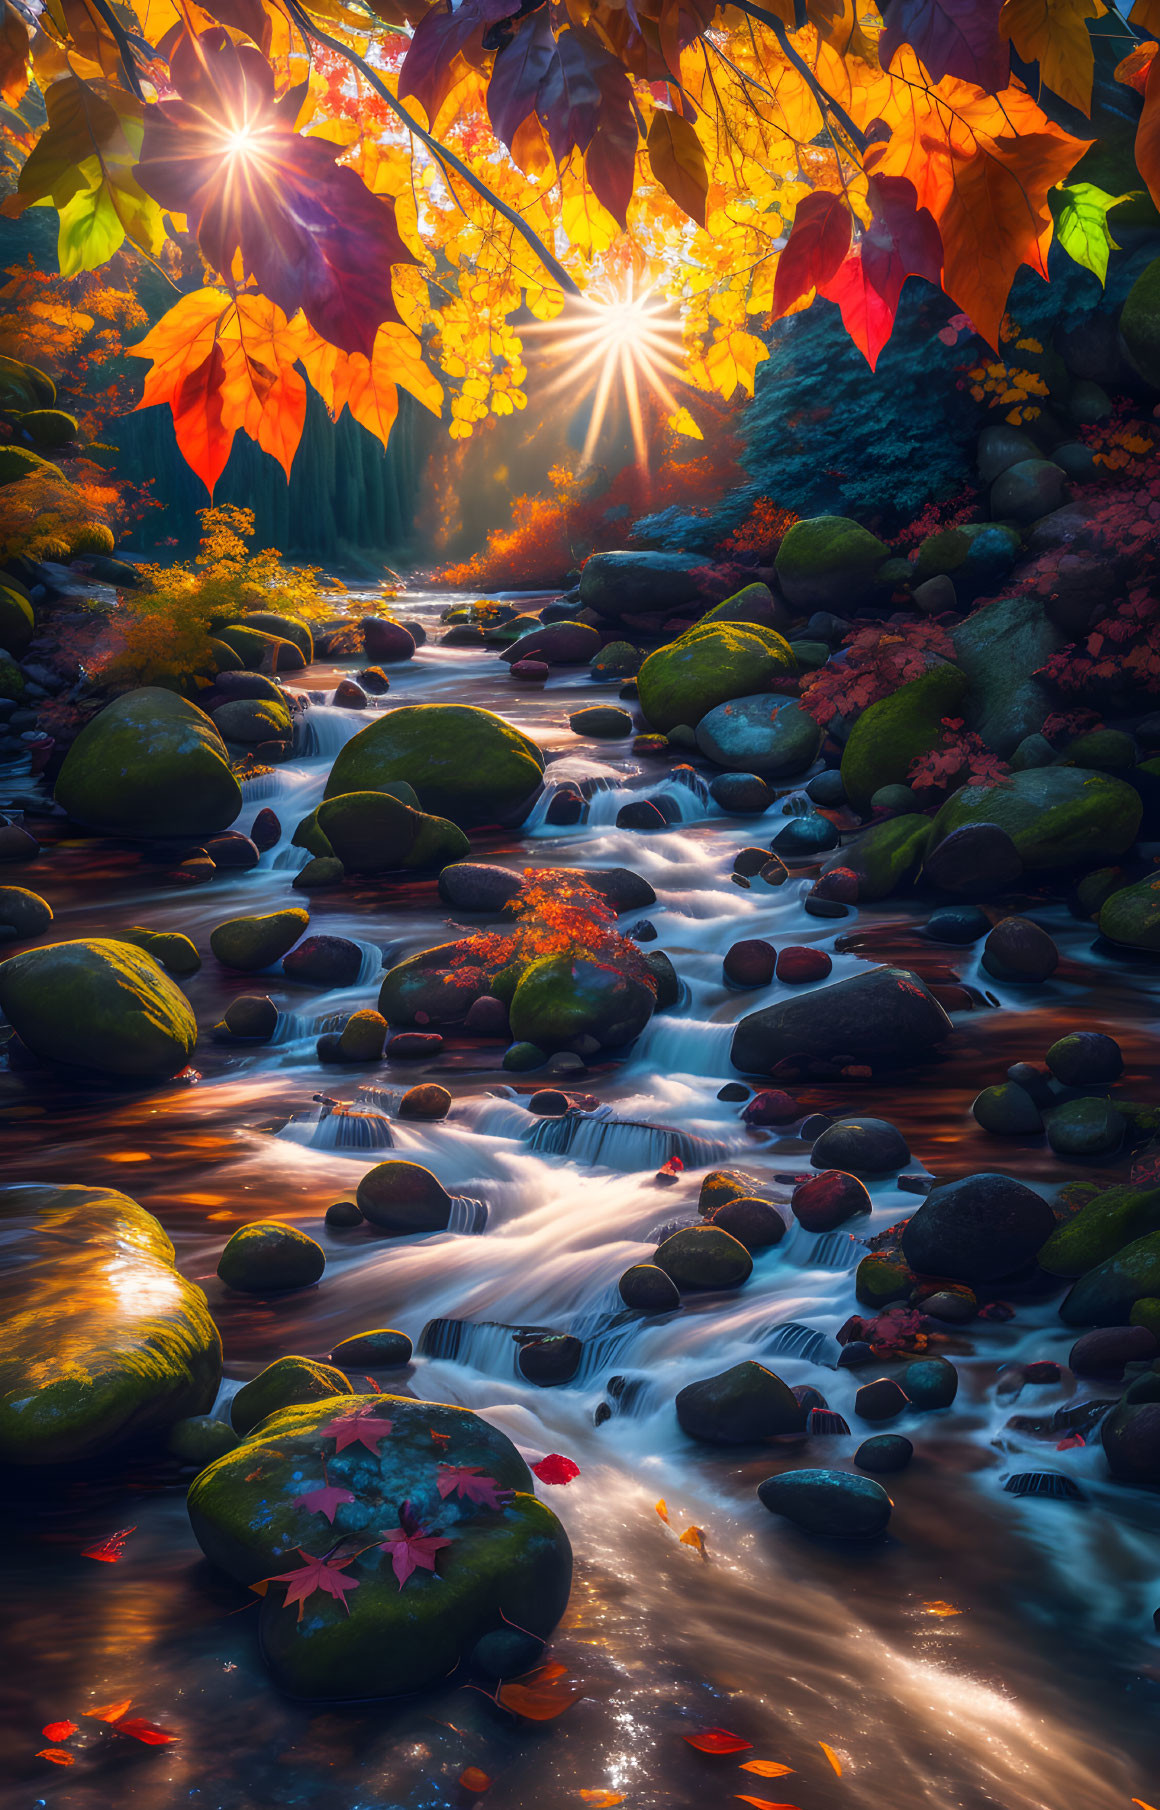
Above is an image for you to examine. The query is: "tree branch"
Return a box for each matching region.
[88,0,146,100]
[282,0,581,298]
[726,0,868,154]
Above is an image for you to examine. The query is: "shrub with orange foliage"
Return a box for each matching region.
[448,872,657,995]
[718,495,798,562]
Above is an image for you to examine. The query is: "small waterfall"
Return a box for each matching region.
[296,705,367,759]
[418,1319,528,1374]
[239,770,284,800]
[573,1315,644,1380]
[755,1321,843,1368]
[786,1230,868,1270]
[354,940,386,985]
[277,1101,395,1150]
[447,1195,488,1234]
[632,1017,736,1080]
[1004,1473,1085,1500]
[524,1111,729,1171]
[270,1009,345,1045]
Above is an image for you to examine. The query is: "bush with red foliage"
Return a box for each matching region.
[799,620,956,728]
[907,717,1011,802]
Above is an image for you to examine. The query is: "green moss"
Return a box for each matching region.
[1061,1229,1160,1325]
[216,623,305,671]
[211,908,308,971]
[212,696,293,744]
[0,583,34,655]
[0,355,55,411]
[509,953,654,1050]
[325,704,545,829]
[18,408,77,448]
[774,514,889,608]
[378,939,506,1025]
[841,663,968,811]
[0,937,197,1077]
[242,611,313,661]
[929,767,1142,871]
[1098,872,1160,951]
[55,688,242,838]
[217,1220,326,1293]
[1039,1184,1160,1278]
[0,445,61,486]
[637,622,796,733]
[120,926,201,977]
[314,791,468,874]
[838,814,932,899]
[231,1357,352,1435]
[1120,255,1160,386]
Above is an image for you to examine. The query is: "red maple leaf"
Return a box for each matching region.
[291,1460,356,1525]
[82,1525,136,1562]
[531,1453,580,1486]
[320,1406,394,1455]
[436,1465,512,1510]
[377,1502,453,1589]
[263,1549,361,1620]
[41,1721,77,1741]
[115,1718,179,1746]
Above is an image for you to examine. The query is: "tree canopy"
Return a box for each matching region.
[1,0,1157,492]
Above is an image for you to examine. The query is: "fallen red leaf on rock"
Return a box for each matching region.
[684,1728,753,1754]
[41,1721,78,1741]
[82,1526,137,1562]
[496,1661,584,1721]
[36,1749,74,1766]
[531,1454,579,1486]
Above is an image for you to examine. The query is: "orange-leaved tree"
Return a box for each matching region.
[0,0,1151,493]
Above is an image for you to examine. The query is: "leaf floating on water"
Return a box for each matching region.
[116,1717,178,1746]
[819,1742,842,1776]
[41,1721,78,1741]
[85,1699,132,1723]
[36,1749,75,1766]
[684,1728,753,1754]
[922,1601,962,1617]
[740,1761,795,1777]
[496,1661,585,1721]
[531,1454,580,1486]
[1131,1800,1158,1809]
[579,1793,625,1806]
[655,1499,670,1524]
[735,1798,801,1809]
[82,1526,137,1563]
[459,1767,491,1793]
[679,1526,707,1557]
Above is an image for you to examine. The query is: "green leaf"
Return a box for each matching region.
[57,179,123,274]
[1055,182,1137,286]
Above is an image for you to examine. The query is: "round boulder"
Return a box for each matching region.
[0,937,196,1078]
[757,1468,892,1537]
[325,704,544,828]
[792,1169,872,1231]
[54,688,241,838]
[901,1172,1055,1284]
[1046,1031,1123,1086]
[695,694,821,776]
[981,917,1059,982]
[618,1263,681,1312]
[509,954,654,1051]
[330,1328,413,1368]
[211,908,308,972]
[655,1224,753,1290]
[356,1161,453,1233]
[231,1356,352,1436]
[676,1360,802,1442]
[810,1117,909,1175]
[218,1221,326,1292]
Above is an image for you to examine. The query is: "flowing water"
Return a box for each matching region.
[1,588,1158,1809]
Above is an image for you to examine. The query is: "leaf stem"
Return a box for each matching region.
[725,1,868,154]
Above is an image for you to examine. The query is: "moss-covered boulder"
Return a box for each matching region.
[187,1393,572,1699]
[508,953,655,1050]
[19,408,77,449]
[655,1225,752,1290]
[212,696,293,745]
[54,688,242,839]
[928,767,1142,872]
[1120,255,1160,387]
[637,622,796,733]
[217,623,306,671]
[1060,1231,1160,1325]
[841,662,968,811]
[695,693,821,774]
[211,908,308,971]
[1098,872,1160,952]
[308,791,468,875]
[577,549,712,619]
[0,885,52,940]
[0,444,61,485]
[774,515,890,612]
[0,1184,221,1465]
[243,612,313,662]
[675,1361,800,1442]
[1039,1185,1160,1278]
[357,1161,453,1233]
[829,814,931,900]
[218,1221,326,1292]
[912,521,1021,597]
[0,354,55,411]
[950,594,1061,757]
[325,704,544,828]
[0,582,34,655]
[120,926,201,977]
[0,938,196,1078]
[231,1357,352,1435]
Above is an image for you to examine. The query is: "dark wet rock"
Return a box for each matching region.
[333,678,368,708]
[655,1224,753,1290]
[701,581,789,633]
[1039,1184,1160,1279]
[793,1385,830,1413]
[167,1415,238,1468]
[617,798,668,830]
[0,1184,221,1464]
[855,1377,910,1422]
[590,639,641,679]
[981,917,1059,983]
[0,823,39,861]
[677,1360,802,1443]
[504,1042,547,1071]
[578,550,713,619]
[760,856,789,886]
[719,1081,750,1102]
[330,1329,413,1368]
[922,823,1023,897]
[1011,732,1056,770]
[618,1263,681,1312]
[808,1408,850,1435]
[359,665,391,693]
[775,947,835,992]
[837,1340,875,1367]
[732,964,951,1075]
[338,1009,387,1062]
[387,1030,443,1061]
[54,688,241,838]
[1006,1061,1055,1106]
[221,994,278,1041]
[707,1196,787,1250]
[303,790,469,874]
[921,1289,977,1323]
[695,694,821,775]
[834,815,929,902]
[807,768,847,808]
[854,1434,913,1474]
[204,831,260,869]
[742,1088,800,1126]
[735,845,773,877]
[757,1468,892,1537]
[218,1221,326,1292]
[812,866,859,904]
[770,814,839,858]
[361,616,415,662]
[398,1083,451,1120]
[810,1117,909,1175]
[0,884,51,939]
[325,1200,364,1228]
[973,1082,1044,1136]
[213,695,293,745]
[232,1356,353,1436]
[1069,1325,1157,1379]
[437,862,654,915]
[510,658,549,683]
[326,704,544,829]
[901,1172,1055,1285]
[1046,1097,1125,1157]
[1101,1395,1160,1487]
[518,1333,582,1385]
[792,1169,872,1231]
[914,520,1020,597]
[990,457,1066,523]
[0,937,196,1078]
[212,908,308,972]
[1061,1232,1160,1326]
[950,593,1062,758]
[503,622,601,666]
[464,995,509,1037]
[902,1356,958,1410]
[356,1161,453,1234]
[295,855,344,891]
[509,954,654,1050]
[924,905,990,944]
[774,515,889,612]
[282,933,363,988]
[630,919,658,943]
[871,783,922,816]
[929,767,1142,873]
[1097,873,1160,953]
[188,1392,572,1699]
[569,705,633,738]
[724,938,776,987]
[711,772,772,813]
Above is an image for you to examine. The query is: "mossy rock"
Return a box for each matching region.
[0,937,197,1078]
[1060,1230,1160,1325]
[695,693,821,775]
[168,1415,239,1468]
[378,939,507,1026]
[0,445,62,486]
[0,1184,221,1465]
[211,908,308,972]
[0,885,51,939]
[208,636,244,673]
[325,703,545,829]
[508,953,655,1051]
[655,1225,752,1290]
[929,767,1142,872]
[676,1360,800,1441]
[231,1357,352,1435]
[1098,872,1160,952]
[950,594,1061,758]
[118,926,201,977]
[700,582,781,628]
[212,696,293,744]
[187,1393,573,1698]
[0,582,34,655]
[217,623,306,672]
[774,514,890,611]
[841,662,968,811]
[357,1161,453,1233]
[856,1252,915,1309]
[0,656,24,700]
[1120,255,1160,387]
[17,408,77,449]
[218,1220,326,1293]
[0,355,55,411]
[242,612,313,662]
[913,522,1020,595]
[833,814,931,900]
[68,521,115,557]
[55,688,242,839]
[1039,1184,1160,1278]
[637,622,796,733]
[313,791,468,875]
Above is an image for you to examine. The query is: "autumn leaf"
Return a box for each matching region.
[648,109,709,228]
[679,1525,707,1556]
[37,1749,75,1766]
[531,1453,579,1485]
[922,1600,963,1616]
[85,1699,132,1723]
[655,1499,670,1524]
[740,1760,795,1777]
[735,1799,801,1809]
[684,1728,753,1754]
[437,1465,513,1510]
[292,1460,356,1525]
[319,1404,394,1455]
[82,1525,137,1562]
[41,1719,78,1741]
[579,1794,625,1807]
[377,1502,453,1588]
[999,0,1107,114]
[773,191,852,319]
[1136,53,1160,217]
[880,0,1010,93]
[819,1742,842,1776]
[496,1660,585,1720]
[0,0,29,110]
[1054,182,1132,285]
[116,1717,178,1745]
[1115,40,1157,93]
[818,174,943,370]
[263,1548,361,1620]
[460,1768,492,1793]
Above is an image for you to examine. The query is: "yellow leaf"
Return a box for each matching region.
[679,1525,707,1556]
[668,407,703,440]
[819,1742,842,1776]
[740,1761,795,1777]
[578,1795,625,1807]
[922,1601,963,1617]
[655,1500,670,1524]
[1000,0,1107,114]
